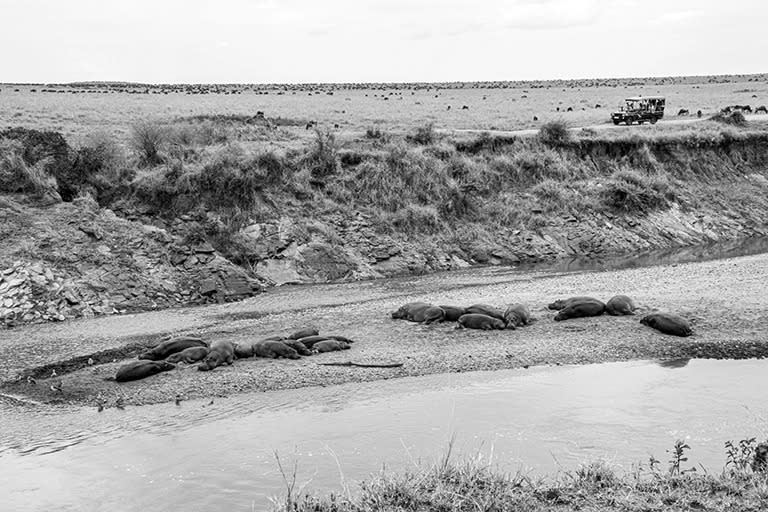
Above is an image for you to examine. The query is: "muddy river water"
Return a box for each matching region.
[2,358,766,511]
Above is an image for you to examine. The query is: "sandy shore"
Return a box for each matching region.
[2,252,767,407]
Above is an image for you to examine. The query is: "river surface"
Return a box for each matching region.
[1,359,766,511]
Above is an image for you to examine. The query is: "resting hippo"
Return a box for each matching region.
[296,335,331,349]
[116,360,175,382]
[252,340,300,359]
[327,335,354,343]
[391,302,431,320]
[198,340,235,371]
[606,295,636,316]
[504,303,532,328]
[139,337,207,361]
[456,313,506,330]
[392,303,444,323]
[465,304,506,322]
[553,299,605,321]
[282,339,312,356]
[312,340,351,353]
[640,312,693,337]
[287,328,319,340]
[438,305,466,322]
[166,346,209,363]
[548,296,600,311]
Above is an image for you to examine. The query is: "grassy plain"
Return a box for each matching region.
[2,74,768,142]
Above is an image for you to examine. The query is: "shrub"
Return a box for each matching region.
[406,122,436,145]
[538,120,571,146]
[304,129,338,182]
[365,126,385,140]
[130,121,168,166]
[0,139,58,197]
[710,111,747,127]
[600,169,675,212]
[0,127,71,180]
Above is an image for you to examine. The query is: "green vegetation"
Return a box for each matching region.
[273,440,768,512]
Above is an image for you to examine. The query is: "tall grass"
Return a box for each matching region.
[601,168,676,212]
[0,139,58,197]
[130,121,168,166]
[272,439,768,512]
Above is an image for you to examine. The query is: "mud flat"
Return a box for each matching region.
[1,250,767,407]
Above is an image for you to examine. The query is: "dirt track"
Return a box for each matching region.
[2,252,768,407]
[442,113,766,137]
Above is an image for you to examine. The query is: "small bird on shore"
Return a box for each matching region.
[26,376,36,385]
[115,397,125,410]
[50,370,57,378]
[87,358,94,365]
[175,394,183,406]
[50,381,63,393]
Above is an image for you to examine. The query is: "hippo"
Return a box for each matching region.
[312,340,351,353]
[138,337,207,361]
[605,295,636,316]
[640,312,693,337]
[553,300,606,321]
[438,305,467,322]
[504,303,533,328]
[115,361,175,382]
[548,297,601,311]
[166,346,209,364]
[252,340,300,359]
[282,339,312,356]
[465,304,506,322]
[197,340,235,371]
[296,336,331,349]
[391,303,444,323]
[456,314,506,330]
[287,328,319,340]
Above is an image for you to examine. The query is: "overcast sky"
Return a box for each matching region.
[1,0,764,83]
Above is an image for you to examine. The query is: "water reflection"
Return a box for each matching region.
[657,358,691,369]
[514,236,768,274]
[1,359,766,512]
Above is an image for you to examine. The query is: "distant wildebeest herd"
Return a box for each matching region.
[114,329,353,382]
[391,295,693,337]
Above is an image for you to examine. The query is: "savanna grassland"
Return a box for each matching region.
[2,73,768,142]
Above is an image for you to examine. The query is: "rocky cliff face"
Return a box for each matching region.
[0,196,261,327]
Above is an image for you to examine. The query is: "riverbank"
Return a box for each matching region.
[2,250,767,407]
[272,453,768,512]
[3,119,768,327]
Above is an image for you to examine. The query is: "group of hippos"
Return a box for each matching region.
[391,295,693,337]
[114,329,354,383]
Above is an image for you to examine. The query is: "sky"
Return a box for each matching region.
[0,0,765,83]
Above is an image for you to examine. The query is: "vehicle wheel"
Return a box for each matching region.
[612,119,620,125]
[626,119,633,126]
[650,118,658,124]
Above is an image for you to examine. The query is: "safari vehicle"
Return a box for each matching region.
[611,96,665,125]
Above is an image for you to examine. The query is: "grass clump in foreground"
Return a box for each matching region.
[273,439,768,512]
